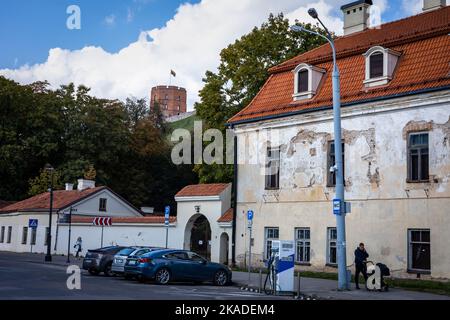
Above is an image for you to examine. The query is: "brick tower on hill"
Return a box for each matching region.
[150,85,187,118]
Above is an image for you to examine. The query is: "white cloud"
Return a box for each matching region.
[1,0,382,110]
[127,8,134,23]
[285,0,344,36]
[402,0,423,16]
[104,14,116,26]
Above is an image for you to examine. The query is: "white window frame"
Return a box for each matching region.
[327,227,337,265]
[99,198,107,212]
[7,226,12,243]
[295,227,311,263]
[292,63,325,101]
[264,227,279,260]
[0,226,5,243]
[265,146,280,190]
[408,229,431,273]
[363,46,401,87]
[22,226,28,245]
[30,227,37,245]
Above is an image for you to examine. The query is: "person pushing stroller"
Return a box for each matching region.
[354,242,369,289]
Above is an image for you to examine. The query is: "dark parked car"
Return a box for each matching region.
[112,246,162,276]
[82,246,126,276]
[123,249,232,286]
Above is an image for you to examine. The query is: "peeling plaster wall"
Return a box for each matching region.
[234,91,450,279]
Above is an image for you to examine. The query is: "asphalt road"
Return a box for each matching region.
[0,252,287,300]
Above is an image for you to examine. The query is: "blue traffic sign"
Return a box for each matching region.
[247,210,254,221]
[333,199,341,215]
[28,219,38,229]
[164,206,170,225]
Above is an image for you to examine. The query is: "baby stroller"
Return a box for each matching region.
[366,261,390,291]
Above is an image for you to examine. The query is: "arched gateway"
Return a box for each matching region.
[184,214,211,260]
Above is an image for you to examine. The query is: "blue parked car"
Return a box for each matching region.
[123,249,232,286]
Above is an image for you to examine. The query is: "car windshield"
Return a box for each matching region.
[117,248,135,256]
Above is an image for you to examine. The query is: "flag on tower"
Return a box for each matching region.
[170,69,176,77]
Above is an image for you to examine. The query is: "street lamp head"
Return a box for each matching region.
[44,163,54,172]
[290,25,305,33]
[308,8,318,19]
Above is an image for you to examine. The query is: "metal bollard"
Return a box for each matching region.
[297,271,301,298]
[259,269,262,293]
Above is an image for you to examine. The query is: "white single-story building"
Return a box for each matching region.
[0,180,233,265]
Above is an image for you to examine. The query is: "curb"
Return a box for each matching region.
[238,284,320,300]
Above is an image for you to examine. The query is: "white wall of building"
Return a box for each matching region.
[233,90,450,278]
[175,185,233,264]
[65,189,142,217]
[55,223,182,257]
[0,211,58,254]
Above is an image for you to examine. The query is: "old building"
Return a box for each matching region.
[228,1,450,278]
[150,85,187,118]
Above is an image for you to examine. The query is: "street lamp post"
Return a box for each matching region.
[291,9,348,290]
[44,164,54,262]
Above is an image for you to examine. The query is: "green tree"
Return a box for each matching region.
[28,168,63,196]
[194,13,329,182]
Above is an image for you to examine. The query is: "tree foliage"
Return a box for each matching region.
[0,77,197,211]
[194,13,329,182]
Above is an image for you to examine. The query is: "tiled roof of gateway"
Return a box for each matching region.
[0,187,104,213]
[228,6,450,124]
[175,183,230,197]
[70,215,177,224]
[217,208,234,223]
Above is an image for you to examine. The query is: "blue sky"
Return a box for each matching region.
[0,0,200,68]
[0,0,422,106]
[0,0,412,69]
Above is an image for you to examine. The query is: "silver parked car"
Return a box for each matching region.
[112,247,156,275]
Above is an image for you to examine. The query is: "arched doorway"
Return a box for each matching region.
[184,214,211,260]
[219,232,229,265]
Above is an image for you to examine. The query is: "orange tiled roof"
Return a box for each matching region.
[217,208,234,222]
[70,215,176,224]
[228,6,450,124]
[175,183,230,197]
[0,187,105,213]
[0,200,15,209]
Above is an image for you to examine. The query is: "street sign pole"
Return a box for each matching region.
[101,225,104,248]
[165,206,170,249]
[247,210,254,285]
[66,207,75,263]
[28,219,38,254]
[248,224,252,284]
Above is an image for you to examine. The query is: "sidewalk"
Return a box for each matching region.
[232,271,450,300]
[1,251,83,268]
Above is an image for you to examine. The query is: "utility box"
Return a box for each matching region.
[272,240,295,294]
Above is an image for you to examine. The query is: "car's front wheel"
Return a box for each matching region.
[88,268,100,276]
[213,270,229,286]
[103,263,113,277]
[155,268,171,285]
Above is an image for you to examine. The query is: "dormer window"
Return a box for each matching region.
[292,63,325,101]
[297,69,308,93]
[369,52,383,78]
[363,46,401,87]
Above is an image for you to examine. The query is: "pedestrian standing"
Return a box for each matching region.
[354,242,369,289]
[74,236,82,259]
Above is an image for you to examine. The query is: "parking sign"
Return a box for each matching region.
[247,210,254,221]
[164,206,170,225]
[333,199,341,215]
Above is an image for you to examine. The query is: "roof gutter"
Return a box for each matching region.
[227,85,450,127]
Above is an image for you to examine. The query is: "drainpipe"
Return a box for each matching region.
[231,132,238,267]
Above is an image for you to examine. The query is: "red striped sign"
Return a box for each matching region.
[93,217,112,226]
